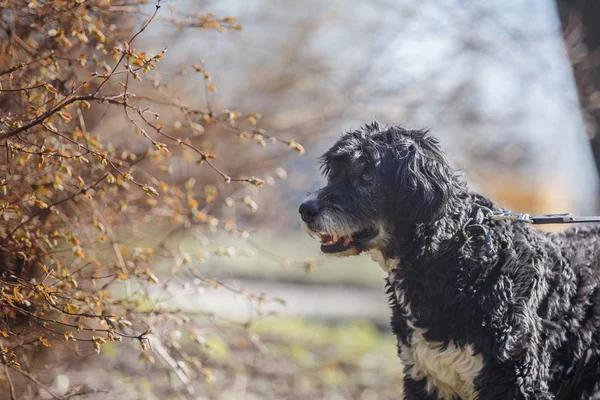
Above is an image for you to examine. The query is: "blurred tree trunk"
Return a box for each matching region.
[557,0,600,176]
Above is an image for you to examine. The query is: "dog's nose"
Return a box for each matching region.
[299,200,320,223]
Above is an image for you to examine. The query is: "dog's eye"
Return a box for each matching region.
[361,171,373,181]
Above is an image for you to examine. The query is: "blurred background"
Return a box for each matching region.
[8,0,600,399]
[125,0,598,398]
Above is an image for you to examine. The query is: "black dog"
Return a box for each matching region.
[299,123,600,399]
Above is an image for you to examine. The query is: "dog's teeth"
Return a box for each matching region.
[332,234,338,243]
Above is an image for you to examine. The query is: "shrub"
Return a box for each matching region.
[0,1,303,396]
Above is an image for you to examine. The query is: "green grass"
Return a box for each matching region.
[200,317,405,399]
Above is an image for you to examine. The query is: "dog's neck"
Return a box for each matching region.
[382,190,480,264]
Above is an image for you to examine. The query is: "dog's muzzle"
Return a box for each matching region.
[299,199,381,255]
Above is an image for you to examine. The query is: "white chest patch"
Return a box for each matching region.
[401,327,483,400]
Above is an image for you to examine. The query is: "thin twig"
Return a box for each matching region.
[3,362,16,400]
[0,338,17,400]
[11,366,62,400]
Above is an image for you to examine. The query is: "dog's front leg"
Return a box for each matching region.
[402,376,442,400]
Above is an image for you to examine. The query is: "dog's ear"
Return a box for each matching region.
[394,133,454,223]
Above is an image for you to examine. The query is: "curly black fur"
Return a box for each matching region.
[300,123,600,399]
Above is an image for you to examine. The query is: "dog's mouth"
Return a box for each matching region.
[313,226,379,254]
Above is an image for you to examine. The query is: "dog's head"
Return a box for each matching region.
[299,122,458,256]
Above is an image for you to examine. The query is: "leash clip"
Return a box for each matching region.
[488,210,532,223]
